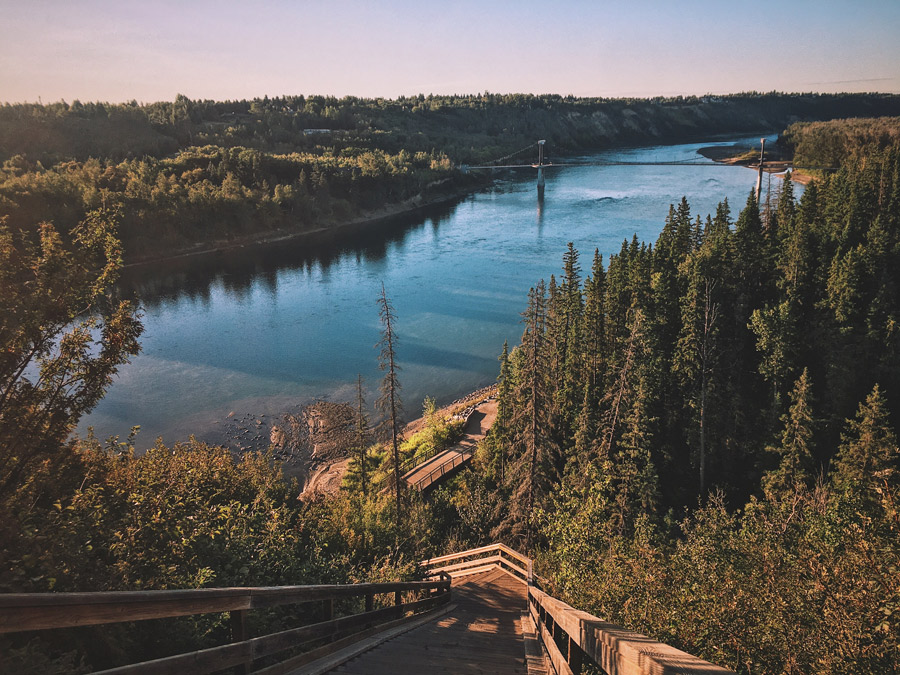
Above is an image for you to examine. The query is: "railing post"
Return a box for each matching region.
[323,598,334,621]
[229,609,250,675]
[365,592,374,612]
[568,635,584,675]
[394,590,403,618]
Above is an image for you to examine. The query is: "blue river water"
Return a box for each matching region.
[80,135,781,447]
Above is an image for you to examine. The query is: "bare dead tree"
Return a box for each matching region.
[376,283,403,535]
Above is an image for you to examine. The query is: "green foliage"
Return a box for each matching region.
[0,145,468,261]
[0,206,142,517]
[783,116,900,173]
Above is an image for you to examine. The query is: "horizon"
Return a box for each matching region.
[6,89,900,108]
[2,0,899,105]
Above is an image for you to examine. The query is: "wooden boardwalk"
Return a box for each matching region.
[403,400,498,491]
[3,543,734,674]
[323,568,537,674]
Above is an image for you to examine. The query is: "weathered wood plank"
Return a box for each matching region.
[529,587,734,675]
[324,568,528,675]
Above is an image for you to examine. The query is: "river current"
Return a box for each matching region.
[80,135,781,447]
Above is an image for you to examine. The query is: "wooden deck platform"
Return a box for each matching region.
[403,400,498,491]
[323,567,536,674]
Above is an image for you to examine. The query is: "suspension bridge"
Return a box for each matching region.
[461,138,837,201]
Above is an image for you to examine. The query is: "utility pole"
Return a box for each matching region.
[755,138,766,202]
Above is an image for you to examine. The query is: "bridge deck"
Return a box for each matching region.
[403,400,497,491]
[324,567,534,674]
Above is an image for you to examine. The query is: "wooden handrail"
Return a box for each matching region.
[423,542,530,569]
[0,578,451,674]
[411,450,471,490]
[529,586,734,675]
[0,579,447,634]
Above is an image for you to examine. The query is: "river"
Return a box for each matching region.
[80,134,782,449]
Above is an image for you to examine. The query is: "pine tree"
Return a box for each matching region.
[611,377,660,535]
[763,368,816,499]
[494,341,513,482]
[581,249,606,387]
[507,281,550,550]
[832,384,898,496]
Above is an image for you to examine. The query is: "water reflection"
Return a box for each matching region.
[119,199,464,310]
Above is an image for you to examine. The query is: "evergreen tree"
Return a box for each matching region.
[763,368,816,499]
[505,281,551,550]
[581,249,606,387]
[493,341,514,482]
[832,384,898,497]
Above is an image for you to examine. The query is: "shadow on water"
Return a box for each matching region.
[118,198,466,308]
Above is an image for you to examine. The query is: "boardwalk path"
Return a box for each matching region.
[325,568,535,674]
[403,399,498,491]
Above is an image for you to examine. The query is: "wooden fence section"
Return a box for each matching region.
[0,577,450,675]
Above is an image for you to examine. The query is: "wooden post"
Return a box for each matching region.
[394,590,403,618]
[229,609,250,675]
[323,598,334,621]
[568,636,584,675]
[365,592,374,612]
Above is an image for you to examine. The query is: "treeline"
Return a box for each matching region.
[0,144,464,259]
[3,92,900,262]
[783,115,900,172]
[471,146,900,670]
[4,92,900,165]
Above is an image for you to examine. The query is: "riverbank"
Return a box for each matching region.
[122,179,485,268]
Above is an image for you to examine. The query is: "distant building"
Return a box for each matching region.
[303,129,331,136]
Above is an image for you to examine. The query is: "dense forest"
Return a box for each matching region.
[3,92,900,261]
[783,115,900,175]
[473,142,900,671]
[1,109,899,673]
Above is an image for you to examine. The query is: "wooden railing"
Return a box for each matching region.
[408,448,473,490]
[0,576,450,674]
[422,542,533,583]
[422,544,734,675]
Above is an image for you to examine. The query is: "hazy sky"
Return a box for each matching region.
[2,0,899,103]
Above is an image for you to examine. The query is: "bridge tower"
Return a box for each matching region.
[536,139,546,199]
[755,138,766,202]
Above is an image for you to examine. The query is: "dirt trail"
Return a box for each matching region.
[402,399,498,490]
[299,386,497,500]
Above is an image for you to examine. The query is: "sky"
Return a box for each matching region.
[1,0,899,104]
